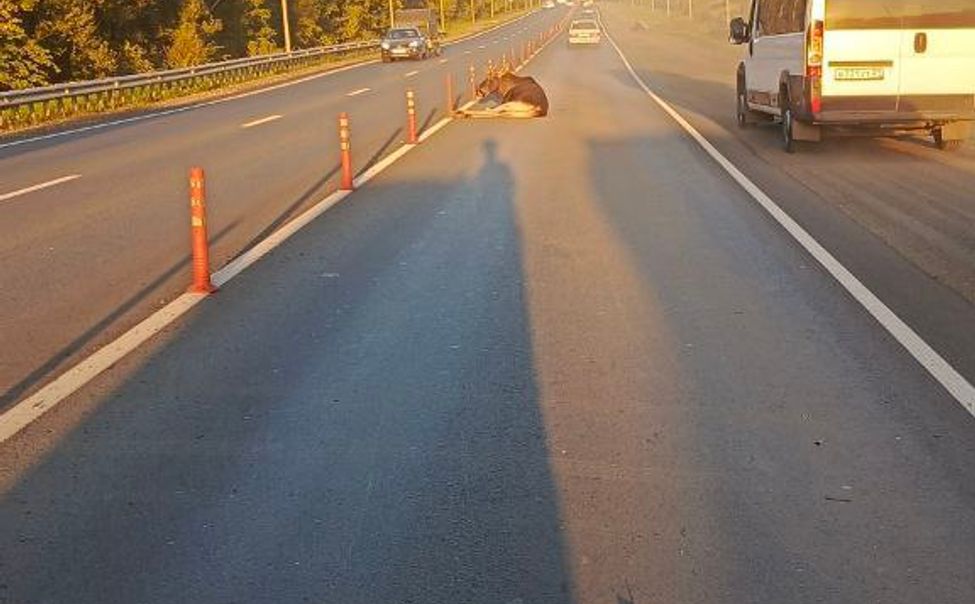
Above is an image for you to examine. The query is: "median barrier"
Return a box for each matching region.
[339,113,354,191]
[180,24,564,294]
[188,167,216,294]
[445,74,454,113]
[406,90,419,144]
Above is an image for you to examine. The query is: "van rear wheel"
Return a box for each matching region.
[781,103,796,154]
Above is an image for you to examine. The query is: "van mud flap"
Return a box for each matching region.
[793,120,822,142]
[940,121,973,141]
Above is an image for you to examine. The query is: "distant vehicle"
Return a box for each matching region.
[382,6,442,62]
[542,1,557,9]
[380,26,439,62]
[582,0,594,7]
[730,0,975,152]
[580,8,597,18]
[568,18,601,46]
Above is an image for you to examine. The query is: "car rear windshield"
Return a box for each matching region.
[826,0,975,29]
[387,28,420,39]
[571,20,599,29]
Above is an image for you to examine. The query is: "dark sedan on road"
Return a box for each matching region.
[380,27,441,62]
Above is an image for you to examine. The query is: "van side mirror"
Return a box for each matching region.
[729,17,749,45]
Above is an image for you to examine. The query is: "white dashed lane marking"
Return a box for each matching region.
[0,174,82,203]
[241,114,282,129]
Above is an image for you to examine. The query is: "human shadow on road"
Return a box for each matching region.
[0,140,576,604]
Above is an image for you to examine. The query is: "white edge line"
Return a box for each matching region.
[603,26,975,417]
[0,293,208,443]
[0,18,557,445]
[346,87,371,97]
[0,174,82,202]
[0,10,542,152]
[212,191,351,287]
[404,70,420,78]
[241,114,282,129]
[417,117,453,143]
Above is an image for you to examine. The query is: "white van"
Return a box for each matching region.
[729,0,975,152]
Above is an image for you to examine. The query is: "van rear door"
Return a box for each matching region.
[896,1,975,118]
[822,0,902,114]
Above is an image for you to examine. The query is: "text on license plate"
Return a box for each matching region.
[834,67,885,81]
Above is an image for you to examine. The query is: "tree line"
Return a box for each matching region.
[1,0,507,90]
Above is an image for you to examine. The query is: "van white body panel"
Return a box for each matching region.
[738,0,975,128]
[749,33,804,111]
[899,29,975,97]
[822,30,901,99]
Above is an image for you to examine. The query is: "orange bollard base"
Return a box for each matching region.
[188,279,217,295]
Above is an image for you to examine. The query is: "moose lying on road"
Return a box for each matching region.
[458,69,549,118]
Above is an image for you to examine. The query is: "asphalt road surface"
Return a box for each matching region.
[2,5,975,604]
[0,7,567,411]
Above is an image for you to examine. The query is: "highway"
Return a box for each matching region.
[2,3,975,603]
[0,7,566,411]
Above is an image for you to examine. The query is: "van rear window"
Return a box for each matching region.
[826,0,975,29]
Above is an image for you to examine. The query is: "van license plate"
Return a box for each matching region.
[834,67,885,81]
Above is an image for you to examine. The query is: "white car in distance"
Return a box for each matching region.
[568,18,602,46]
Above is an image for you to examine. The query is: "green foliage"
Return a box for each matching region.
[295,0,341,47]
[0,0,57,90]
[341,0,390,40]
[34,0,119,80]
[0,0,522,89]
[244,0,278,56]
[165,0,222,67]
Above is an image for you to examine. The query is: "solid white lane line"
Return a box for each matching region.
[346,87,371,96]
[241,114,282,129]
[0,17,553,445]
[0,174,82,203]
[404,70,420,78]
[606,28,975,418]
[0,293,208,443]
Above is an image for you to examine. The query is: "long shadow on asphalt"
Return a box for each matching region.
[586,135,975,603]
[0,141,575,604]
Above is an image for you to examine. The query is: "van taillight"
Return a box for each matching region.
[806,20,824,76]
[807,20,824,114]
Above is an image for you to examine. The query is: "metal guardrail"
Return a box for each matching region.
[0,39,379,129]
[1,40,379,107]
